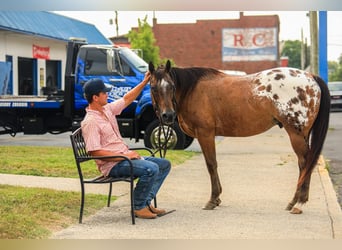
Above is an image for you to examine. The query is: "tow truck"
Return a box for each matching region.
[0,39,194,149]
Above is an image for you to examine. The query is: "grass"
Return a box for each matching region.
[0,184,107,239]
[0,146,198,178]
[325,159,331,172]
[328,127,335,132]
[0,146,81,177]
[0,145,198,239]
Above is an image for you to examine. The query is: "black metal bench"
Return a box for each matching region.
[70,127,156,224]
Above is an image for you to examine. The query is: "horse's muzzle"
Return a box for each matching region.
[161,111,176,125]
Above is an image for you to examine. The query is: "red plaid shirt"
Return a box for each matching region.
[81,98,132,176]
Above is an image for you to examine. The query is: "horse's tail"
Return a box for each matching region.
[299,75,331,186]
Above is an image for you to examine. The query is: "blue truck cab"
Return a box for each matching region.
[73,44,152,138]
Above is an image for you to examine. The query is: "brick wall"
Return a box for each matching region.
[152,13,280,74]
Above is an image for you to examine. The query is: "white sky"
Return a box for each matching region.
[54,11,342,62]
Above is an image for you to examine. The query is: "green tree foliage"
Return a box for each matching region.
[127,15,160,65]
[328,54,342,81]
[281,40,342,81]
[159,58,176,67]
[281,40,310,69]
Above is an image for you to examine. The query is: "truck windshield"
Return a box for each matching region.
[84,48,113,75]
[119,47,148,73]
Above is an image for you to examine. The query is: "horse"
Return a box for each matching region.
[148,60,330,214]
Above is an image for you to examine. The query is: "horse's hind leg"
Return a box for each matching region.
[286,131,311,214]
[287,175,312,214]
[197,134,222,210]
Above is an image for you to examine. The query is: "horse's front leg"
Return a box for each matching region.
[197,134,222,210]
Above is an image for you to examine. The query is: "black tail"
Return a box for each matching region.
[299,75,330,186]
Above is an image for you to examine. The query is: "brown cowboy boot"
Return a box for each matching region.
[148,204,166,216]
[134,206,157,219]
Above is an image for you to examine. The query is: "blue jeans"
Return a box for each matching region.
[109,157,171,210]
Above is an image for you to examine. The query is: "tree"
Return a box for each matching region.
[328,54,342,81]
[281,40,310,69]
[127,15,160,65]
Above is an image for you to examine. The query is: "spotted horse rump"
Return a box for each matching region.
[252,68,322,134]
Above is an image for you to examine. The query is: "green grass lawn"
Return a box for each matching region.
[0,145,198,239]
[0,184,108,239]
[0,146,94,178]
[0,146,197,178]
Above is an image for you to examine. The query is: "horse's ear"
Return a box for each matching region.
[149,62,155,73]
[165,60,171,73]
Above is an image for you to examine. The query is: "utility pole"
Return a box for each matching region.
[309,11,318,74]
[301,28,305,70]
[109,11,119,37]
[115,11,119,37]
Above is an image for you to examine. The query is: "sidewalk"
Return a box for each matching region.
[1,127,342,239]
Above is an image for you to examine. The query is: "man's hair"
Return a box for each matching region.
[84,93,96,103]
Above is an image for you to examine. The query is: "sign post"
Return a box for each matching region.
[319,11,328,83]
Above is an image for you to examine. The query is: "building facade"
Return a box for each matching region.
[152,12,280,74]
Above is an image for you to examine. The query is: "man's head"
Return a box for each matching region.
[83,78,111,103]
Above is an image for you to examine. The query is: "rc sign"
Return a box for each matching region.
[222,28,278,62]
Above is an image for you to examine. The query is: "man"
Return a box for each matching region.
[81,72,171,219]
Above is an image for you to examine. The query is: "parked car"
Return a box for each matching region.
[220,70,247,76]
[328,81,342,110]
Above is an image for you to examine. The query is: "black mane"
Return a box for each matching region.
[170,67,222,103]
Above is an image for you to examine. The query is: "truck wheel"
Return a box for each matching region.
[184,135,194,149]
[144,119,185,150]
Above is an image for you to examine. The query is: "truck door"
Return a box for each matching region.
[106,50,141,117]
[74,46,143,114]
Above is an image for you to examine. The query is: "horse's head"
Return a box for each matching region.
[149,60,177,125]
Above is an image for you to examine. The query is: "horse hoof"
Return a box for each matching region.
[202,198,222,210]
[216,198,222,206]
[202,201,217,210]
[285,203,294,211]
[290,207,303,214]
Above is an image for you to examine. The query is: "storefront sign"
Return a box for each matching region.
[222,27,277,61]
[32,45,50,59]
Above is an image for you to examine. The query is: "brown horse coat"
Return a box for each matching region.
[149,61,330,213]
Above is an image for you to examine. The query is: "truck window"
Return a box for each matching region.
[84,49,115,76]
[120,58,136,76]
[119,47,148,73]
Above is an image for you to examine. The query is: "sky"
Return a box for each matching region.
[54,11,342,62]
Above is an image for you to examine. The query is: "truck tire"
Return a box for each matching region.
[144,119,186,150]
[184,135,194,149]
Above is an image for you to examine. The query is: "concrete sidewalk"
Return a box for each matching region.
[1,127,342,239]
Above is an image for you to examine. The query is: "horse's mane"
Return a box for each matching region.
[170,67,222,103]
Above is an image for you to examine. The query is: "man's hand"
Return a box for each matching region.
[126,150,142,160]
[89,150,141,161]
[123,71,151,107]
[143,71,151,84]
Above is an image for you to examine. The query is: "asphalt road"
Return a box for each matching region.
[0,130,203,151]
[322,111,342,208]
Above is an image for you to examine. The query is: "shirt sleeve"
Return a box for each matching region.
[107,98,125,115]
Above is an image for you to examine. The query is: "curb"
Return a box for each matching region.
[317,155,342,238]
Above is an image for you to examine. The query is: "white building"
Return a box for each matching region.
[0,11,110,96]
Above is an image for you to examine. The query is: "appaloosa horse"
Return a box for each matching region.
[149,60,330,214]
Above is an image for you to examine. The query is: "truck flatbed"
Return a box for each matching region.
[0,96,63,109]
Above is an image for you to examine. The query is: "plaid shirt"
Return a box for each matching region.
[81,98,131,176]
